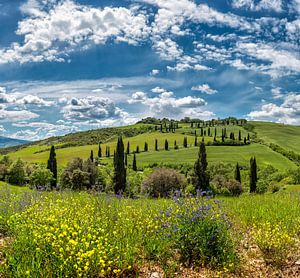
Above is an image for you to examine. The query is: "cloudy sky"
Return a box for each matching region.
[0,0,299,140]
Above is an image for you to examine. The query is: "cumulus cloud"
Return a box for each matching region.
[191,84,218,95]
[128,88,210,119]
[0,0,149,64]
[63,96,130,123]
[248,94,300,125]
[0,109,39,122]
[17,95,53,106]
[232,0,283,12]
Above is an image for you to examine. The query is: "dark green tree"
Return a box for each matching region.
[235,163,241,183]
[144,142,148,152]
[98,143,102,158]
[90,150,94,162]
[165,139,169,150]
[125,153,128,167]
[132,153,137,171]
[126,141,130,155]
[238,130,242,141]
[113,136,126,194]
[155,139,158,151]
[47,145,57,189]
[250,157,257,193]
[193,142,209,191]
[183,136,188,148]
[136,145,140,153]
[194,136,198,146]
[247,133,250,141]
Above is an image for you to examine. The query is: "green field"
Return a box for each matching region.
[252,121,300,154]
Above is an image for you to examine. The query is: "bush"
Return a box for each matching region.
[29,166,53,190]
[269,183,281,193]
[256,180,268,194]
[8,159,26,186]
[142,167,186,198]
[225,179,243,196]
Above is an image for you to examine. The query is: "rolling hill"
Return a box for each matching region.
[1,120,299,171]
[0,136,29,149]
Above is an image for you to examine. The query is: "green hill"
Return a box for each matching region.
[1,120,300,171]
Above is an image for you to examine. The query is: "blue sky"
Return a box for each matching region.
[0,0,299,140]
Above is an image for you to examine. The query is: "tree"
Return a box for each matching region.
[136,145,140,153]
[144,142,148,152]
[165,139,169,150]
[247,133,250,141]
[155,139,158,151]
[71,169,89,190]
[125,153,128,167]
[193,142,209,191]
[29,166,53,190]
[47,145,57,189]
[250,157,257,193]
[8,158,26,186]
[235,163,241,183]
[238,130,242,141]
[113,136,126,194]
[98,143,102,158]
[90,150,94,162]
[194,136,198,147]
[215,127,217,137]
[126,141,130,154]
[83,158,98,189]
[132,153,137,171]
[183,136,188,148]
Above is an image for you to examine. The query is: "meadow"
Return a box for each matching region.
[0,182,299,277]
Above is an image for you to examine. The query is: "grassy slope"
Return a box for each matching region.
[251,121,300,153]
[3,122,300,170]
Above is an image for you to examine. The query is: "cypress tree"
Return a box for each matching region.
[250,157,257,193]
[136,146,140,153]
[125,153,128,167]
[200,127,203,137]
[155,139,158,151]
[238,130,242,141]
[194,136,198,146]
[244,137,247,144]
[193,142,209,191]
[144,142,148,152]
[174,140,177,149]
[132,153,137,171]
[247,133,250,141]
[208,127,211,136]
[90,150,94,162]
[165,139,169,150]
[215,127,217,137]
[107,147,110,157]
[98,143,102,158]
[126,141,130,155]
[235,163,241,183]
[183,136,188,148]
[113,136,126,194]
[47,145,57,189]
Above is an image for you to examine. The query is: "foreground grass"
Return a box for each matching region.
[0,183,299,277]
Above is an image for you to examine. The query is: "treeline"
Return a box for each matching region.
[269,143,300,165]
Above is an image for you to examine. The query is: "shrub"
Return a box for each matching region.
[256,180,268,194]
[225,179,243,196]
[269,183,281,193]
[142,167,186,198]
[29,166,53,190]
[8,158,26,186]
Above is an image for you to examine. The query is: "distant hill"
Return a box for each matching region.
[0,136,29,149]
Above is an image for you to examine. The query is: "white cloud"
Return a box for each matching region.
[236,42,300,77]
[63,96,129,122]
[17,94,53,106]
[0,92,17,104]
[128,88,209,119]
[0,0,149,64]
[0,125,5,132]
[248,93,300,125]
[271,87,283,99]
[150,69,160,76]
[191,84,217,95]
[232,0,283,12]
[0,109,39,122]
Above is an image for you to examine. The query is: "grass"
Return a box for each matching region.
[251,121,300,154]
[0,183,299,276]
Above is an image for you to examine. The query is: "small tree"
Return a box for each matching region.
[83,158,98,189]
[132,153,137,171]
[113,136,126,194]
[235,163,241,183]
[144,142,148,152]
[165,139,169,150]
[238,130,242,141]
[155,139,158,151]
[126,141,130,155]
[250,157,257,193]
[136,145,140,153]
[183,136,188,148]
[29,166,53,190]
[8,158,26,186]
[90,150,94,162]
[98,143,102,158]
[193,142,209,191]
[194,136,198,146]
[47,145,57,189]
